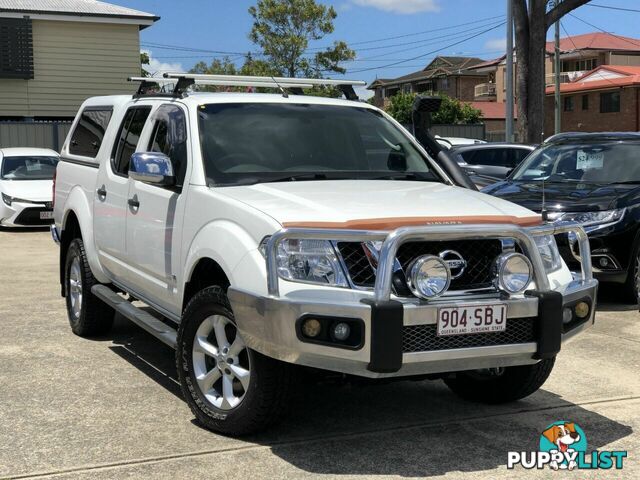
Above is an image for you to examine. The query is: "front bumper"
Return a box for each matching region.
[229,222,597,378]
[0,201,53,227]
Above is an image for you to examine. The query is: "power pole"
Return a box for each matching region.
[554,0,562,134]
[505,0,514,142]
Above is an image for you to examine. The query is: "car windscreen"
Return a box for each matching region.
[197,103,440,185]
[1,156,59,180]
[511,141,640,184]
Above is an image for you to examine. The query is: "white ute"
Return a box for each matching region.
[52,74,598,435]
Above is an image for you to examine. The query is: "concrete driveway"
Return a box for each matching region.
[0,229,638,479]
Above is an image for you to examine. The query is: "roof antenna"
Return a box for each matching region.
[541,177,549,222]
[271,76,288,98]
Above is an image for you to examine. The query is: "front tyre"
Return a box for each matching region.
[176,286,294,436]
[64,238,114,336]
[443,358,555,404]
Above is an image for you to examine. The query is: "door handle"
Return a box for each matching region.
[128,195,140,209]
[96,185,107,199]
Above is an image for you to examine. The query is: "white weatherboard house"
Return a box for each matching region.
[0,0,158,120]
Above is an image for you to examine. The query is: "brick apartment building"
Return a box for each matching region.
[544,65,640,137]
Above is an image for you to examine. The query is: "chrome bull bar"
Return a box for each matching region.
[265,222,592,301]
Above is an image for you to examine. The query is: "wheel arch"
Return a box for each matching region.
[182,257,231,312]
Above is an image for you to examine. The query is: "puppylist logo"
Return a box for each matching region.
[507,421,627,471]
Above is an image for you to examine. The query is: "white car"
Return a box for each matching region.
[52,74,597,436]
[435,135,486,149]
[0,147,59,227]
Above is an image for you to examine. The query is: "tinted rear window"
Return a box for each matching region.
[69,107,113,158]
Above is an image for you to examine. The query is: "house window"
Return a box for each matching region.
[564,96,574,112]
[0,18,34,79]
[582,94,589,110]
[402,84,411,93]
[600,91,620,113]
[440,77,449,90]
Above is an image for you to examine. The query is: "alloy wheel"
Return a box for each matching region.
[192,315,251,410]
[68,256,83,319]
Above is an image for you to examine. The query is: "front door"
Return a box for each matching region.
[125,104,189,314]
[94,105,151,279]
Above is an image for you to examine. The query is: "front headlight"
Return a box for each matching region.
[1,193,12,206]
[553,208,625,227]
[534,234,562,272]
[265,238,348,287]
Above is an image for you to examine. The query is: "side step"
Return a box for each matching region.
[91,285,177,349]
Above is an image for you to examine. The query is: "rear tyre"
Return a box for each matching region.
[443,357,555,404]
[64,238,114,336]
[176,286,294,436]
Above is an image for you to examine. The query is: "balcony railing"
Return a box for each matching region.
[474,83,497,98]
[545,70,587,86]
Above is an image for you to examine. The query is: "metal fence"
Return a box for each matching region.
[429,124,486,141]
[0,121,71,152]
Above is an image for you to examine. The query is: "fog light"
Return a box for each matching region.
[407,255,451,299]
[599,257,609,268]
[332,322,351,341]
[301,318,321,338]
[562,307,573,324]
[575,301,590,319]
[495,253,533,294]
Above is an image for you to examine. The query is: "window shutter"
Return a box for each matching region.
[0,18,34,79]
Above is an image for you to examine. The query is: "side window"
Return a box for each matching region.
[509,148,531,168]
[111,106,152,176]
[469,149,509,167]
[147,105,188,187]
[69,107,113,158]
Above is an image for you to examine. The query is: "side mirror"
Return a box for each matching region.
[129,152,175,186]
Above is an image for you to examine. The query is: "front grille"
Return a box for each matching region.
[337,239,503,293]
[14,207,52,226]
[402,317,536,353]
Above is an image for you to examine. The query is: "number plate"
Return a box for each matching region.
[437,304,507,336]
[40,211,53,220]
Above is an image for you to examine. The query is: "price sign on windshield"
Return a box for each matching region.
[576,150,604,170]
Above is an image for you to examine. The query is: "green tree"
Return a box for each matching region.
[432,96,482,124]
[385,93,483,125]
[140,52,150,77]
[385,92,416,124]
[248,0,355,78]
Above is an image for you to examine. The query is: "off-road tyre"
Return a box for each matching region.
[64,238,114,336]
[443,357,555,404]
[176,286,295,436]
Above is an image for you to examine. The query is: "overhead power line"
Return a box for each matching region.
[342,21,506,74]
[141,15,507,61]
[568,13,640,49]
[585,3,640,14]
[305,14,505,51]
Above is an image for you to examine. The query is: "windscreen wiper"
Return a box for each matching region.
[369,172,437,181]
[263,173,330,183]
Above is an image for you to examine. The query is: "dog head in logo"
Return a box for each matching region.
[542,422,581,453]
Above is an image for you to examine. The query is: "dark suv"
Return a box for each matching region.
[483,132,640,301]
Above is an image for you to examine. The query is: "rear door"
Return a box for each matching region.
[124,103,189,313]
[94,105,151,278]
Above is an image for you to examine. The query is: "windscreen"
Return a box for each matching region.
[197,103,440,185]
[511,141,640,184]
[1,156,58,180]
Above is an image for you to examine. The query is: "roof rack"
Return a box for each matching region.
[128,74,366,100]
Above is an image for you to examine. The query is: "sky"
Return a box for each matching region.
[118,0,640,99]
